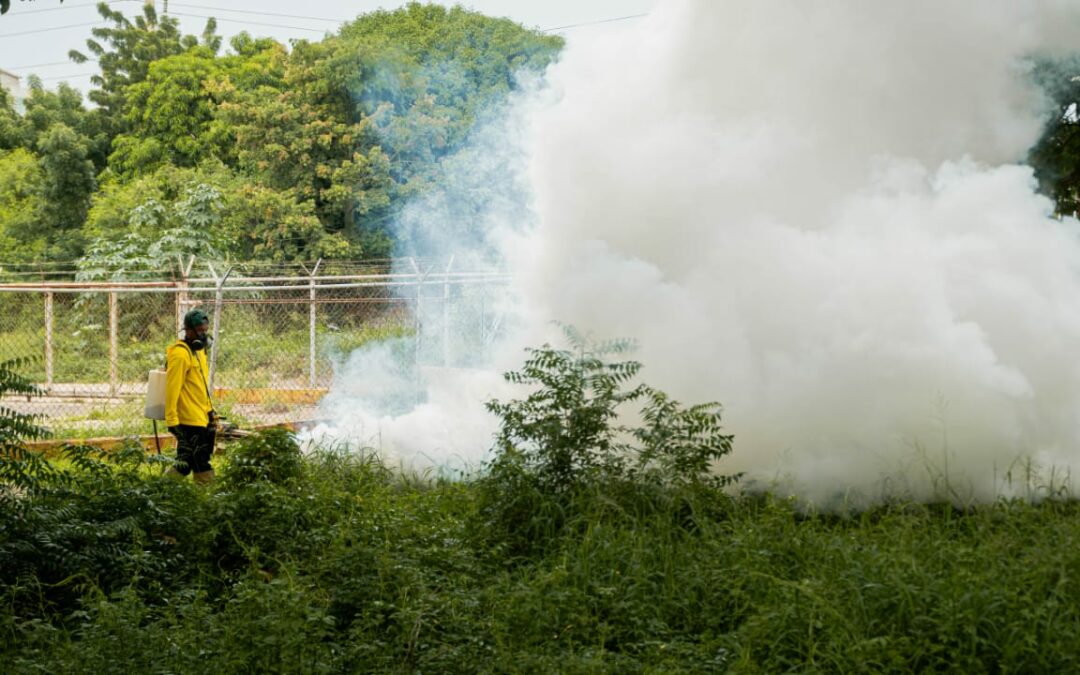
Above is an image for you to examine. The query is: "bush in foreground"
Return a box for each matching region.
[3,351,1080,671]
[477,328,740,559]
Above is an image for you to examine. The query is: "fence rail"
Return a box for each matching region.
[0,258,509,438]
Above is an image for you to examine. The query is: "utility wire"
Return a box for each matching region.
[167,3,344,24]
[9,9,650,84]
[0,8,646,42]
[1,0,135,16]
[39,71,97,81]
[541,12,649,32]
[6,58,98,70]
[0,19,103,38]
[168,11,329,33]
[166,7,649,34]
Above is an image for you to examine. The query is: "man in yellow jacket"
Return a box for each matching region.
[165,308,216,484]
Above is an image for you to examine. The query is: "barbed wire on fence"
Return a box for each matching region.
[0,257,510,439]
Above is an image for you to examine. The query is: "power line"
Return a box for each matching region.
[0,8,646,42]
[6,58,97,70]
[39,71,97,82]
[168,11,329,34]
[167,3,344,24]
[541,12,649,32]
[9,9,650,85]
[1,0,135,16]
[0,19,103,38]
[169,7,650,34]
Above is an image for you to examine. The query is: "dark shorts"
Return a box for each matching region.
[173,424,214,475]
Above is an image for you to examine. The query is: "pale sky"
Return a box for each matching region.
[1,0,657,98]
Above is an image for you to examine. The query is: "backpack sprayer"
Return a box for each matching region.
[143,365,245,455]
[145,368,167,453]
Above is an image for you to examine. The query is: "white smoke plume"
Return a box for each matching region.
[311,339,508,476]
[308,81,544,473]
[516,0,1080,504]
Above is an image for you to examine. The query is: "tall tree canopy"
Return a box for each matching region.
[1029,56,1080,216]
[0,2,562,269]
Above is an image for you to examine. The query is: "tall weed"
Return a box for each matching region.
[477,328,739,557]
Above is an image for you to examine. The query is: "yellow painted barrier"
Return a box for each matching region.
[213,388,329,405]
[23,421,316,458]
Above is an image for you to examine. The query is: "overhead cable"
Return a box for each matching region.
[6,58,97,70]
[541,12,649,32]
[1,0,134,16]
[167,3,344,24]
[167,11,328,33]
[0,19,103,38]
[39,71,97,82]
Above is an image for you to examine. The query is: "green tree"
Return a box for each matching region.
[82,162,357,267]
[68,3,217,143]
[0,123,92,262]
[0,87,24,150]
[216,37,394,238]
[78,182,225,280]
[16,2,562,264]
[218,32,289,90]
[36,124,94,259]
[19,78,109,172]
[340,3,562,181]
[108,48,228,177]
[219,5,560,254]
[1030,57,1080,215]
[337,3,562,248]
[0,148,44,257]
[108,35,289,178]
[217,182,358,261]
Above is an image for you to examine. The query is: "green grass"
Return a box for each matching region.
[3,436,1080,673]
[5,340,1080,672]
[0,319,415,439]
[0,323,413,386]
[1,294,416,384]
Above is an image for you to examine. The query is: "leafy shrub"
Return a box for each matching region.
[221,428,303,486]
[487,328,740,491]
[0,441,207,618]
[0,357,52,493]
[11,340,1080,672]
[477,328,740,557]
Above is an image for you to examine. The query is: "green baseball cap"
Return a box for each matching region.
[183,308,210,329]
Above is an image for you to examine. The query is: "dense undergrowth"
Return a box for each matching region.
[4,347,1080,672]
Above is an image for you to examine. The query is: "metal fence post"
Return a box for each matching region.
[442,255,454,367]
[408,258,424,399]
[44,291,53,393]
[109,291,118,397]
[207,264,232,392]
[307,259,322,388]
[176,254,194,335]
[0,264,509,432]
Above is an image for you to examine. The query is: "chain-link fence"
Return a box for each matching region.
[0,258,509,439]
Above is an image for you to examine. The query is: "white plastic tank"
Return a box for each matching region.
[144,369,166,420]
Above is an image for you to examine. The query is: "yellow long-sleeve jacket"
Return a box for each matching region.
[164,340,213,428]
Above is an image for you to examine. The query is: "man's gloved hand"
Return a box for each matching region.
[168,426,179,436]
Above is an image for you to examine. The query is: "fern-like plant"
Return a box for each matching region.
[0,357,51,493]
[478,328,741,556]
[485,327,647,493]
[486,327,740,492]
